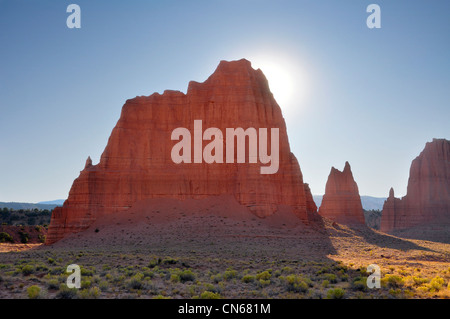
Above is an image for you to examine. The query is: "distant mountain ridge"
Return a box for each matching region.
[313,195,386,211]
[1,197,386,212]
[38,200,65,205]
[0,200,65,210]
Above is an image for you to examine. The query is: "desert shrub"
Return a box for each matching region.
[284,275,308,293]
[352,278,367,291]
[203,283,221,294]
[47,279,60,290]
[211,273,223,283]
[21,265,35,276]
[81,280,91,289]
[316,266,331,275]
[323,273,338,283]
[326,288,345,299]
[258,279,270,287]
[142,270,154,279]
[382,275,404,289]
[428,276,445,292]
[79,287,100,299]
[56,284,78,299]
[0,232,14,243]
[241,275,255,283]
[99,281,110,292]
[35,263,49,271]
[27,285,41,299]
[18,231,29,243]
[128,273,144,289]
[170,274,180,283]
[223,269,237,281]
[80,267,94,276]
[162,257,178,265]
[49,267,64,275]
[179,269,196,283]
[148,258,159,268]
[322,280,330,288]
[412,276,428,286]
[256,271,271,281]
[389,288,402,297]
[281,266,293,274]
[47,258,55,265]
[154,294,171,299]
[200,291,221,299]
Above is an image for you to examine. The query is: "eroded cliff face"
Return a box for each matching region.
[381,139,450,232]
[318,162,365,225]
[46,59,316,244]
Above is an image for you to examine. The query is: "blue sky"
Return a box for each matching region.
[1,0,449,202]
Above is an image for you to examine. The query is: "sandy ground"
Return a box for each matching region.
[29,195,450,271]
[0,195,448,299]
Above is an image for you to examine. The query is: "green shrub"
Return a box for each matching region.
[284,275,308,293]
[241,275,255,283]
[223,269,237,281]
[47,279,60,290]
[323,273,338,283]
[256,271,271,281]
[56,284,78,299]
[0,232,13,243]
[79,287,100,299]
[81,280,92,289]
[18,231,29,243]
[258,279,270,287]
[352,278,367,291]
[128,273,144,289]
[80,267,94,276]
[211,273,223,283]
[281,266,293,274]
[382,275,404,288]
[428,276,444,292]
[162,257,178,265]
[21,265,35,276]
[170,274,180,283]
[27,285,41,299]
[326,288,345,299]
[200,291,221,299]
[322,280,330,288]
[411,276,428,286]
[179,269,196,283]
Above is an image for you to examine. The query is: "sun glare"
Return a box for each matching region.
[251,58,306,115]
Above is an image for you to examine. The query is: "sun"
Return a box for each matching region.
[250,57,307,115]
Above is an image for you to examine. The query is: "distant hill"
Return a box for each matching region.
[38,199,65,205]
[0,201,63,210]
[313,195,386,211]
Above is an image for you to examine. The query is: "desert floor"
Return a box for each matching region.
[0,197,449,299]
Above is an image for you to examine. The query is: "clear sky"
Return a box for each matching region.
[1,0,449,202]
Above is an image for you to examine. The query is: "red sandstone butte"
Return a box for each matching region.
[46,59,317,244]
[318,162,365,225]
[380,138,450,232]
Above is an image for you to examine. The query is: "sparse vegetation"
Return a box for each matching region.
[27,285,42,299]
[0,220,449,299]
[0,232,13,243]
[326,288,345,299]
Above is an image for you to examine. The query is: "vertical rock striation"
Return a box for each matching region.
[318,162,365,225]
[381,138,450,232]
[46,59,317,244]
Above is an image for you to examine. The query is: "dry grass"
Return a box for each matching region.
[0,211,449,299]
